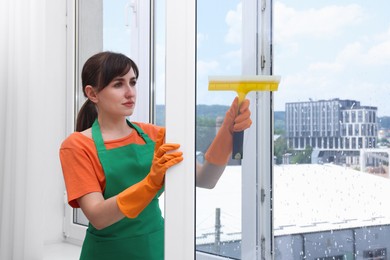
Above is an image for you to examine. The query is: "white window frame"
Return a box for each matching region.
[63,0,152,244]
[165,0,275,259]
[63,0,85,245]
[164,0,196,258]
[243,0,275,258]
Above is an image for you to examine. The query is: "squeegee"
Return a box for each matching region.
[208,75,281,160]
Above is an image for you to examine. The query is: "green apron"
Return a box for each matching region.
[80,119,164,260]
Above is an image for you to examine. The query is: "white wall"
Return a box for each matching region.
[0,0,68,258]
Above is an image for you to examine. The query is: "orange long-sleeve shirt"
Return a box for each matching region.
[59,122,161,208]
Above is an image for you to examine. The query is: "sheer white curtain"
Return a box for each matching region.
[0,0,67,259]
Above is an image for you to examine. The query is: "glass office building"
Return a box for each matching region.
[285,99,378,165]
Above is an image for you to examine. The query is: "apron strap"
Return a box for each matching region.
[92,119,106,152]
[92,119,154,153]
[126,120,153,145]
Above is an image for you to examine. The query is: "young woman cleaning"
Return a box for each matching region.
[59,51,251,259]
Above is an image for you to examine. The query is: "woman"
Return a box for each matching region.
[59,51,251,259]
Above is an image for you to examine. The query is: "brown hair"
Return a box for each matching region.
[75,51,139,131]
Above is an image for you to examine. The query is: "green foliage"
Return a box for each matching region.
[196,105,228,152]
[196,116,217,153]
[156,105,290,159]
[274,134,314,165]
[155,104,229,153]
[197,104,228,118]
[291,146,313,164]
[274,135,288,164]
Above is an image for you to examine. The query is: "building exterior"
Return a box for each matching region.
[285,99,378,165]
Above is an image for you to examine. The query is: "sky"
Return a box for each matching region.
[195,0,390,116]
[103,0,390,116]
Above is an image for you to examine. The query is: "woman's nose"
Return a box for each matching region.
[124,83,135,96]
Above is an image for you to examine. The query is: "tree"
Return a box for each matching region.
[274,134,289,164]
[291,146,313,164]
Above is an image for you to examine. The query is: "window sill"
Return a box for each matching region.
[43,242,81,260]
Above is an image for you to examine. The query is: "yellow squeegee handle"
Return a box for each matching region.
[237,92,247,105]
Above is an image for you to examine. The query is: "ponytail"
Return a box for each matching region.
[76,99,97,132]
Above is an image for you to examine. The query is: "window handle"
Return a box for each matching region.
[125,0,138,28]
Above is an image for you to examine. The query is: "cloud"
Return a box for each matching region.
[337,42,363,63]
[308,62,344,73]
[308,42,362,74]
[197,33,208,48]
[306,23,390,76]
[274,2,365,43]
[365,39,390,66]
[308,29,390,74]
[224,48,241,59]
[337,37,390,67]
[197,60,220,78]
[225,2,242,45]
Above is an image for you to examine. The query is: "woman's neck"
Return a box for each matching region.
[97,115,132,141]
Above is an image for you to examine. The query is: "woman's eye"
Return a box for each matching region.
[130,80,137,87]
[113,82,122,88]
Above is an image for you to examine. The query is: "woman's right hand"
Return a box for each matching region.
[148,128,183,188]
[117,128,183,219]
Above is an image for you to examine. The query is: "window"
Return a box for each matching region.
[352,111,356,123]
[363,248,386,260]
[65,1,390,259]
[64,0,152,243]
[194,0,276,258]
[274,1,390,259]
[195,0,253,258]
[316,256,345,260]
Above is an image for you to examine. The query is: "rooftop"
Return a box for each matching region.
[196,164,390,244]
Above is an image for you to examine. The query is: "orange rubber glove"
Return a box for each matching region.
[117,128,183,218]
[205,97,252,165]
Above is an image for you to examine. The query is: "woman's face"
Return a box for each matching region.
[95,68,137,118]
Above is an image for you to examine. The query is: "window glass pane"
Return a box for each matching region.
[196,0,243,258]
[155,0,165,127]
[77,0,134,109]
[154,0,166,216]
[274,1,390,259]
[74,0,136,227]
[102,0,133,55]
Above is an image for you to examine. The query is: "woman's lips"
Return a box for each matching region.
[122,101,135,108]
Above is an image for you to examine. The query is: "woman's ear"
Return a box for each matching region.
[85,85,98,103]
